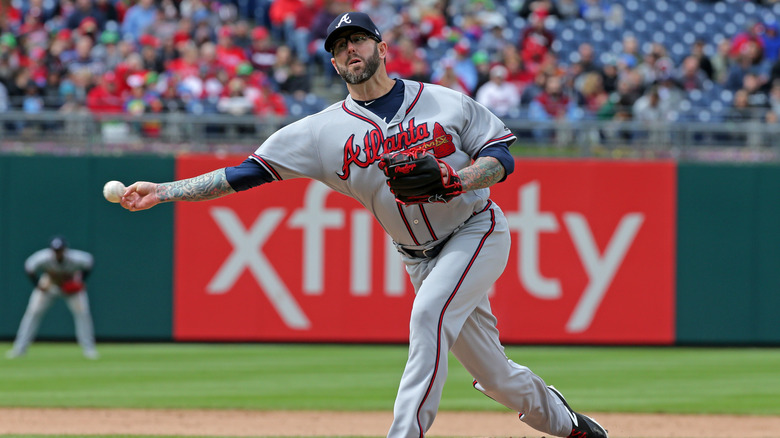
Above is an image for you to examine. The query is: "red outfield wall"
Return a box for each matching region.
[173,157,676,345]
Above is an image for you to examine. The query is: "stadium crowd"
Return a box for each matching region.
[2,0,780,137]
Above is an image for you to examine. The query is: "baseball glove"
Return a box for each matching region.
[378,147,463,205]
[61,279,84,294]
[61,272,85,294]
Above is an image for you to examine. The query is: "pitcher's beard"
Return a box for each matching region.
[337,46,381,84]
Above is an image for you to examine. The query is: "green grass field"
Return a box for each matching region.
[1,342,779,416]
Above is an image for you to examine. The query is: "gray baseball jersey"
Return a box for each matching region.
[251,79,515,248]
[249,79,574,437]
[25,247,94,283]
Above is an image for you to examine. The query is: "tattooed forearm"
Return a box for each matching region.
[157,168,236,202]
[458,157,505,192]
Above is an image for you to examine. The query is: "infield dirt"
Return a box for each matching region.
[1,408,779,437]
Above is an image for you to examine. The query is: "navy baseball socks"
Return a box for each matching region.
[548,385,609,438]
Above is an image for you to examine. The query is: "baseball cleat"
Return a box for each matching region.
[548,385,608,438]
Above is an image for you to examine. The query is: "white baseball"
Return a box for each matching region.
[103,180,126,203]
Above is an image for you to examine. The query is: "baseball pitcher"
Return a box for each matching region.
[116,12,607,438]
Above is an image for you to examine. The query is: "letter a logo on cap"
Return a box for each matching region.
[336,13,352,28]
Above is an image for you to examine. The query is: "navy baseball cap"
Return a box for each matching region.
[50,236,68,250]
[324,12,382,52]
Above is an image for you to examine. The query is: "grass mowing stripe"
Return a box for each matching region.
[1,343,778,415]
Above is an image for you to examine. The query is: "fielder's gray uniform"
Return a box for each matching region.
[248,79,575,437]
[9,247,97,359]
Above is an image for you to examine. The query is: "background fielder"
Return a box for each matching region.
[6,236,98,360]
[116,11,607,438]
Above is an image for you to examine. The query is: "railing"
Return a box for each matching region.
[0,111,289,156]
[1,111,779,161]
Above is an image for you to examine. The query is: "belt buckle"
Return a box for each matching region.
[421,247,434,258]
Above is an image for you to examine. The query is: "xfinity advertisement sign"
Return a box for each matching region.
[173,157,675,344]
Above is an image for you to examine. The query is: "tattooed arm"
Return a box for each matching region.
[457,157,506,192]
[120,169,236,212]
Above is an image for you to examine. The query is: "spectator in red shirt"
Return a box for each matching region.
[86,71,123,113]
[113,51,145,98]
[24,46,49,88]
[501,46,535,94]
[730,22,765,64]
[290,0,322,62]
[253,82,288,117]
[269,0,301,30]
[18,10,49,48]
[249,26,277,75]
[531,75,572,119]
[387,36,424,79]
[519,9,555,75]
[418,3,447,45]
[166,40,201,79]
[215,25,248,76]
[0,2,23,30]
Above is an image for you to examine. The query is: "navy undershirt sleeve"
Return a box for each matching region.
[225,157,275,191]
[477,142,514,182]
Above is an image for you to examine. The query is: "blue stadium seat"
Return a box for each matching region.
[713,2,728,15]
[652,31,667,44]
[512,17,526,32]
[692,21,709,37]
[687,90,702,104]
[644,10,659,24]
[633,19,648,34]
[591,30,606,44]
[697,109,713,123]
[732,12,748,28]
[670,44,685,63]
[673,11,688,26]
[625,0,640,13]
[723,22,739,38]
[684,2,699,14]
[720,89,734,105]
